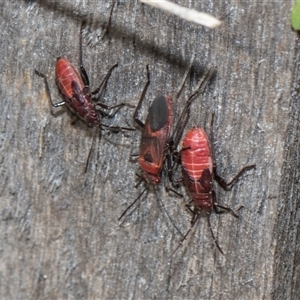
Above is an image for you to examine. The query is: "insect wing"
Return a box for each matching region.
[138,95,172,176]
[199,168,212,192]
[55,57,85,99]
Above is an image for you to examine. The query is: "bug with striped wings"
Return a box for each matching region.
[171,123,256,256]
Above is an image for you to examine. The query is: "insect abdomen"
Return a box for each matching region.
[181,128,213,181]
[55,57,84,99]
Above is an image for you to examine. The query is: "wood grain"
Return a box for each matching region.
[0,0,298,299]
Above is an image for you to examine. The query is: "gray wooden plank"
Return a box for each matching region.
[0,0,297,299]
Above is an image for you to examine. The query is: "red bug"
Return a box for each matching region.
[118,66,173,220]
[135,73,173,186]
[118,65,215,222]
[136,93,172,185]
[35,23,132,130]
[170,123,256,256]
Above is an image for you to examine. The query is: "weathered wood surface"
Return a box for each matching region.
[0,0,298,299]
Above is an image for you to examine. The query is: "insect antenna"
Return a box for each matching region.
[101,1,116,39]
[175,62,193,100]
[171,67,216,153]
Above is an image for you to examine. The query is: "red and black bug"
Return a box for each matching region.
[136,94,172,185]
[118,65,215,221]
[170,122,256,256]
[134,70,172,186]
[35,23,133,130]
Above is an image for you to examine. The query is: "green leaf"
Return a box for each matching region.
[291,1,300,30]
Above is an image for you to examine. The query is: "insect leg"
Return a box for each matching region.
[206,212,224,255]
[91,63,118,96]
[164,157,183,195]
[84,127,99,173]
[79,22,90,87]
[214,164,256,191]
[100,123,135,132]
[118,185,148,221]
[133,65,150,129]
[168,207,200,258]
[212,190,238,218]
[34,70,65,107]
[153,188,184,237]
